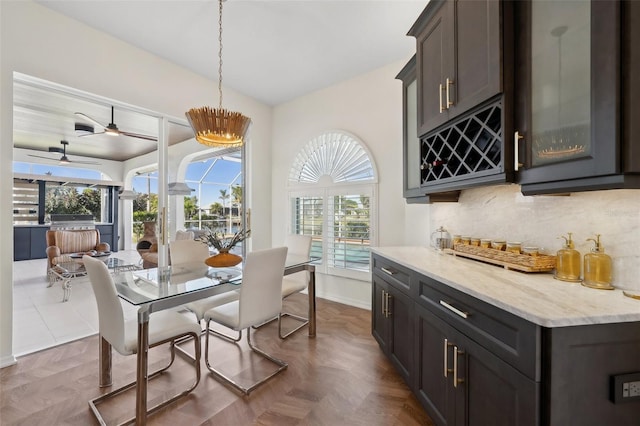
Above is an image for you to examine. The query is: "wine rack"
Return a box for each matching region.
[420,99,503,184]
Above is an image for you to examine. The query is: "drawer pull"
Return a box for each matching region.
[380,267,395,276]
[439,300,469,319]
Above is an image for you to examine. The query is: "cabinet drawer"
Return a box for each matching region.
[372,254,413,295]
[416,274,540,380]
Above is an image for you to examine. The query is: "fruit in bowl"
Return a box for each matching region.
[85,250,98,256]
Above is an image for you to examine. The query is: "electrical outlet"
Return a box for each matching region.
[623,380,640,398]
[611,373,640,403]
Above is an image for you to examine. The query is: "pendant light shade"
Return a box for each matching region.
[186,107,250,148]
[167,182,195,196]
[186,0,251,147]
[118,189,137,200]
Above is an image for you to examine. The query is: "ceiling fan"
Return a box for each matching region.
[74,105,157,141]
[28,140,100,165]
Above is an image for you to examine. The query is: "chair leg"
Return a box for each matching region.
[89,331,201,426]
[174,323,241,361]
[251,316,277,329]
[204,321,287,395]
[278,312,309,339]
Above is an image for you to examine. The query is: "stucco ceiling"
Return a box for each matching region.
[16,0,425,162]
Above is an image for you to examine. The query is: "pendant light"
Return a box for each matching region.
[167,182,195,196]
[186,0,251,147]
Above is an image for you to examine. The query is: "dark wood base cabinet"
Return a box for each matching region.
[416,304,538,426]
[372,253,640,426]
[372,257,415,385]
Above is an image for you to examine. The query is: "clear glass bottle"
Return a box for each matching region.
[554,233,581,282]
[582,234,613,290]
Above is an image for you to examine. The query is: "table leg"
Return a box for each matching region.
[308,266,316,337]
[62,278,71,302]
[136,310,150,426]
[99,335,112,387]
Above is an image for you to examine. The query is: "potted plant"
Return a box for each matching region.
[197,228,250,267]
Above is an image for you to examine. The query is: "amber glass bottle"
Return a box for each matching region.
[582,234,613,290]
[555,233,581,282]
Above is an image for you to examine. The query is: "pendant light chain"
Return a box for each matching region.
[218,0,224,110]
[185,0,251,147]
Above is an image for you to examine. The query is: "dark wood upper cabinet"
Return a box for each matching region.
[396,56,427,202]
[514,0,640,195]
[401,0,640,200]
[409,0,502,137]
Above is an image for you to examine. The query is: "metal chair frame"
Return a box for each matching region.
[88,330,201,426]
[204,324,287,395]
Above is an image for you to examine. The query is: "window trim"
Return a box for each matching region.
[287,130,378,281]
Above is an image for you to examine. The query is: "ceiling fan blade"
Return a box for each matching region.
[28,153,99,165]
[48,147,64,153]
[74,112,107,129]
[76,107,156,141]
[120,130,158,141]
[28,154,58,161]
[69,158,101,165]
[77,131,106,138]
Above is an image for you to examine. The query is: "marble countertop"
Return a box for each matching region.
[372,246,640,328]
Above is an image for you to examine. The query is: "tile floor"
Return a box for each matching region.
[12,249,142,356]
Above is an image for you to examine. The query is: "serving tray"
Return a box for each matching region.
[445,244,556,273]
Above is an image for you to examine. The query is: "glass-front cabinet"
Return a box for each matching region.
[529,1,591,168]
[514,0,640,195]
[397,56,428,202]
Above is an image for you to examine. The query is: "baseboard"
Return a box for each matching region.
[317,293,371,311]
[0,354,17,369]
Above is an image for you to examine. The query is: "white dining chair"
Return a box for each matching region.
[173,239,242,346]
[169,238,210,265]
[82,255,201,425]
[203,246,289,395]
[278,234,312,338]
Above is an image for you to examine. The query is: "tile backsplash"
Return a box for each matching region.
[429,185,640,292]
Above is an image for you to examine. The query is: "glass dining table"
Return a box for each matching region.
[101,254,317,426]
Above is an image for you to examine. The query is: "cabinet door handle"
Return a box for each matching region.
[439,83,444,113]
[439,300,469,319]
[446,78,454,108]
[453,346,465,388]
[386,292,392,318]
[380,267,395,276]
[514,131,524,171]
[443,338,454,377]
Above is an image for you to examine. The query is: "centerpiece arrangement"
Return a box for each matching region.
[197,228,250,267]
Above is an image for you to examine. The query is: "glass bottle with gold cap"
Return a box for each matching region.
[582,234,613,290]
[555,233,581,282]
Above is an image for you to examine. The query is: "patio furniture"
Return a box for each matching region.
[47,255,140,302]
[45,228,110,273]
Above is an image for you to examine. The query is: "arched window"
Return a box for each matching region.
[288,131,377,280]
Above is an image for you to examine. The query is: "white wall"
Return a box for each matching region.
[427,185,640,292]
[271,60,410,308]
[0,0,273,367]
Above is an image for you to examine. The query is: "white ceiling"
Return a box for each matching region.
[16,0,425,163]
[35,0,426,106]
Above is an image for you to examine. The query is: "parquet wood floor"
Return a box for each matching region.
[1,294,435,425]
